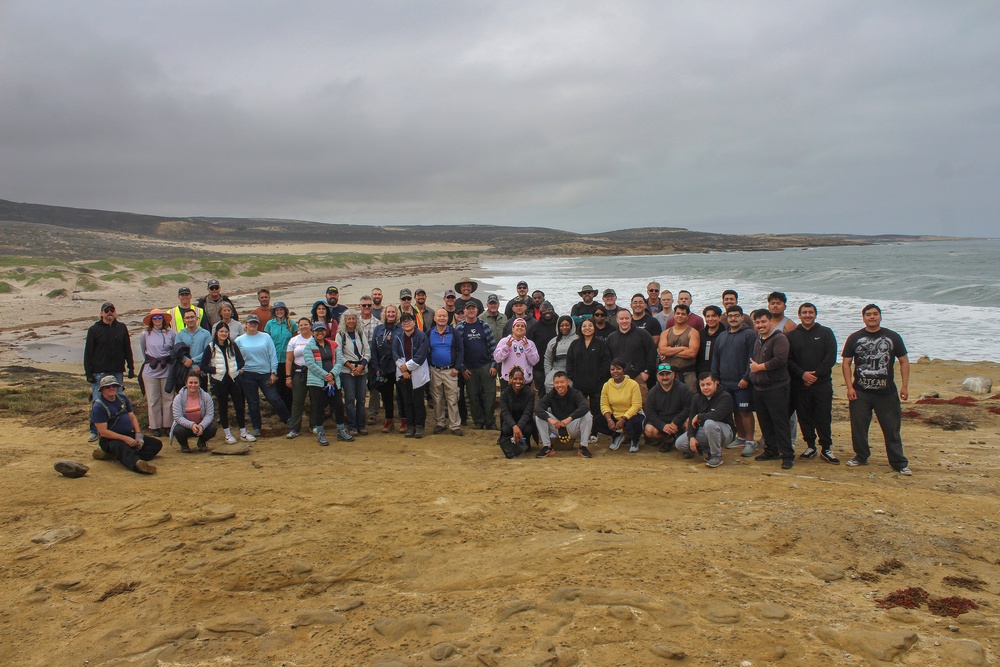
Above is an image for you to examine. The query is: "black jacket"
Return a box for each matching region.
[83,319,134,380]
[565,337,612,394]
[644,382,694,432]
[500,387,535,432]
[685,390,735,437]
[750,331,790,391]
[535,387,589,421]
[605,327,657,379]
[787,323,837,386]
[166,341,192,394]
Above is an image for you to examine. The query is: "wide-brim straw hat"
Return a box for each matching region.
[454,276,479,293]
[143,308,172,328]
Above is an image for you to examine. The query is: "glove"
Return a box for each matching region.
[324,384,338,397]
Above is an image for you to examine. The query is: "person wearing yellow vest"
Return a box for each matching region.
[170,286,205,335]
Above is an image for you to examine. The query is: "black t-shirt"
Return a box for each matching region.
[632,312,662,337]
[842,327,907,394]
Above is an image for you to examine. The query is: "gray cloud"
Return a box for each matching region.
[1,0,998,235]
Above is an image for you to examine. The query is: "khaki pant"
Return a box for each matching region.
[429,366,461,430]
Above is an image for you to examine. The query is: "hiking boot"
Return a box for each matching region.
[578,446,593,458]
[197,441,208,453]
[451,428,464,437]
[628,442,639,453]
[348,427,359,436]
[800,447,817,460]
[357,428,369,436]
[241,432,257,442]
[706,457,723,468]
[846,457,868,467]
[382,419,394,434]
[87,432,99,443]
[413,425,424,439]
[180,444,194,454]
[755,452,781,461]
[819,449,841,464]
[286,429,299,439]
[609,433,625,450]
[337,428,354,442]
[404,427,416,438]
[740,441,757,457]
[896,467,913,476]
[135,460,157,475]
[92,447,113,461]
[536,446,555,458]
[658,442,672,453]
[316,429,330,446]
[781,459,794,470]
[433,425,446,435]
[398,418,408,433]
[152,428,163,437]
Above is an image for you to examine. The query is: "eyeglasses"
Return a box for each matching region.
[400,297,412,301]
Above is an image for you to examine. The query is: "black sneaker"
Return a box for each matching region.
[658,442,672,453]
[536,446,555,458]
[755,452,781,461]
[781,459,794,470]
[800,447,817,460]
[819,450,841,464]
[682,451,695,459]
[578,446,593,458]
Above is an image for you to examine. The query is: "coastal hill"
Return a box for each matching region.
[1,197,949,260]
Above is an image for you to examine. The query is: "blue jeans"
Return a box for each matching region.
[340,372,368,431]
[90,372,124,435]
[240,371,291,430]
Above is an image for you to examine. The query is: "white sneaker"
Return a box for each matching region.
[225,433,238,444]
[609,433,625,451]
[628,442,639,453]
[240,432,257,442]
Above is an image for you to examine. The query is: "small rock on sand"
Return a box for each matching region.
[961,377,992,394]
[941,639,987,666]
[751,603,790,620]
[650,644,686,659]
[807,563,845,581]
[54,460,89,478]
[702,601,740,624]
[31,526,83,544]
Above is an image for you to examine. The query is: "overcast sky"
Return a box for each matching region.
[1,1,998,236]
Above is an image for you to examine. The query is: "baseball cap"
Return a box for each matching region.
[245,314,261,324]
[100,301,116,312]
[414,288,426,296]
[487,293,500,304]
[603,288,616,297]
[178,286,192,295]
[444,289,457,298]
[326,285,339,293]
[399,288,413,299]
[207,278,220,288]
[657,363,674,374]
[516,280,528,288]
[464,301,478,310]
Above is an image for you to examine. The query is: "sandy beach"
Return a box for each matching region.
[0,245,998,665]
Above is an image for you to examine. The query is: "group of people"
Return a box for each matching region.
[84,276,911,476]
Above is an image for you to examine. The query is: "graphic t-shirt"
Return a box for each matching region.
[842,328,907,394]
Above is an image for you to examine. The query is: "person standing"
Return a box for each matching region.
[371,306,403,433]
[697,305,725,379]
[248,288,273,326]
[657,304,701,393]
[482,294,508,344]
[601,289,622,321]
[527,302,558,392]
[201,322,254,444]
[788,302,839,464]
[428,308,465,436]
[629,294,662,346]
[543,316,578,391]
[494,318,541,392]
[265,302,297,411]
[198,279,238,331]
[370,288,385,321]
[324,285,348,324]
[337,309,371,436]
[712,305,758,456]
[360,294,382,425]
[566,319,612,436]
[284,318,314,439]
[749,309,793,470]
[646,282,663,314]
[169,286,204,333]
[236,314,291,436]
[393,313,430,439]
[84,301,134,442]
[605,309,657,404]
[455,301,498,430]
[139,308,174,437]
[303,322,353,445]
[570,285,601,324]
[176,310,212,387]
[842,304,911,474]
[504,281,530,319]
[454,277,484,315]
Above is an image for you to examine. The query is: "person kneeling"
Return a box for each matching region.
[643,363,694,453]
[675,373,736,468]
[534,371,594,458]
[91,375,162,474]
[171,371,218,453]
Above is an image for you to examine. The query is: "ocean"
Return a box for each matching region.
[479,239,1000,363]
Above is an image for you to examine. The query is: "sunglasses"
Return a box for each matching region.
[594,313,606,317]
[209,286,220,290]
[648,289,659,293]
[103,307,115,313]
[445,295,456,299]
[151,315,164,320]
[400,296,412,301]
[361,304,372,308]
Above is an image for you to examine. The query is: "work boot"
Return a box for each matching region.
[382,419,394,434]
[398,418,408,433]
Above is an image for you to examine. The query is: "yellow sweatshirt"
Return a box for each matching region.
[600,377,643,419]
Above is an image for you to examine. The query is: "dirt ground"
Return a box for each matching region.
[1,360,998,666]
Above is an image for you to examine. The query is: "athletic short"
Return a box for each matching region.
[722,384,753,412]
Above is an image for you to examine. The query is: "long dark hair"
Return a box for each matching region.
[212,322,232,350]
[555,315,576,344]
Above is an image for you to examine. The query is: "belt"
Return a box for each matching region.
[431,364,454,370]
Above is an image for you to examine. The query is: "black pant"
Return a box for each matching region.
[398,379,426,428]
[211,375,246,430]
[275,362,293,412]
[581,390,611,435]
[792,382,833,449]
[174,422,219,448]
[309,385,345,429]
[754,384,793,461]
[849,390,907,469]
[500,419,536,443]
[377,375,397,420]
[100,434,162,472]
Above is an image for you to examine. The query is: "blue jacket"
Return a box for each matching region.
[303,337,344,388]
[711,324,757,387]
[392,328,429,370]
[371,322,403,376]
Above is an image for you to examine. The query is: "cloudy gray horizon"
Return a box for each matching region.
[1,1,998,236]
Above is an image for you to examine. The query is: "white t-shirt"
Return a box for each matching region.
[287,334,312,367]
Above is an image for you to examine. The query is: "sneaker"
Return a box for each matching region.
[87,432,99,443]
[740,441,757,458]
[682,451,695,459]
[92,448,113,461]
[251,428,262,437]
[755,452,781,462]
[413,426,424,439]
[724,439,744,449]
[348,427,359,436]
[706,457,723,468]
[800,447,817,460]
[658,442,672,453]
[357,428,369,436]
[135,460,157,475]
[589,435,598,444]
[180,444,194,454]
[152,428,163,437]
[819,450,841,465]
[240,432,257,443]
[451,428,464,437]
[225,433,238,444]
[781,459,794,470]
[846,457,868,467]
[404,428,416,438]
[609,433,625,451]
[896,467,912,476]
[286,429,299,440]
[578,446,593,458]
[628,442,639,453]
[316,430,329,446]
[197,442,208,453]
[337,428,354,442]
[536,446,555,458]
[433,425,446,434]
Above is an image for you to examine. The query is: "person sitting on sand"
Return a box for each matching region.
[674,373,735,468]
[140,308,174,437]
[201,322,254,444]
[534,371,593,458]
[643,363,694,453]
[171,371,218,453]
[601,358,644,453]
[90,376,161,475]
[498,366,536,458]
